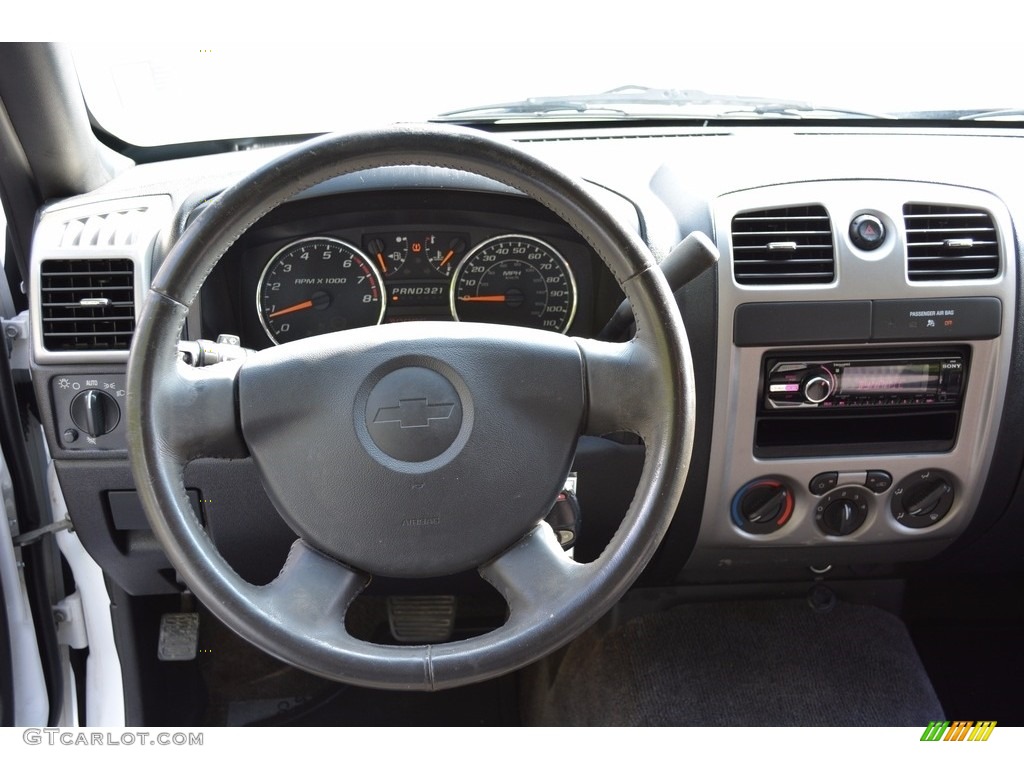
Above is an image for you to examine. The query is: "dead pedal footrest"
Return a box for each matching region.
[387,595,457,643]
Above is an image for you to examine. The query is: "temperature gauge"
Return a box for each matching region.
[426,236,467,277]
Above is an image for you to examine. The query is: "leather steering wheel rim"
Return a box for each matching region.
[126,123,694,690]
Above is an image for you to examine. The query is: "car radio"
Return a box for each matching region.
[764,354,966,410]
[755,350,969,457]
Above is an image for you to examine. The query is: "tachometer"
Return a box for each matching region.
[257,237,384,344]
[451,234,577,333]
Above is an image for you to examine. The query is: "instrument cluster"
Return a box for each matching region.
[255,230,577,345]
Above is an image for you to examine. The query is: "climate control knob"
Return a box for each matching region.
[815,488,869,536]
[892,470,954,528]
[732,478,794,534]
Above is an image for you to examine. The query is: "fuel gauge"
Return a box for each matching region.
[366,236,407,276]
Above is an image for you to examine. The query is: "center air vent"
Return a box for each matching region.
[731,205,834,285]
[904,203,999,281]
[39,259,135,352]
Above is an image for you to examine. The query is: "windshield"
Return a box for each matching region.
[71,6,1021,147]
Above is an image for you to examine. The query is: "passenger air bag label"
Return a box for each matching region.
[872,297,1001,341]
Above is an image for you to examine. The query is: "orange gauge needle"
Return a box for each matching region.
[459,295,507,303]
[376,252,387,273]
[268,299,314,318]
[439,249,455,268]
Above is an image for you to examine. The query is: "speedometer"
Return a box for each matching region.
[257,237,384,344]
[450,235,577,333]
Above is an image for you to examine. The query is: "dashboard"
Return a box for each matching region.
[22,125,1024,594]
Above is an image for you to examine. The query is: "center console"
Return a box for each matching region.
[688,180,1015,574]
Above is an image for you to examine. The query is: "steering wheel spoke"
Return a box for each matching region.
[128,290,248,462]
[259,540,369,632]
[577,336,664,439]
[164,361,247,460]
[479,523,587,616]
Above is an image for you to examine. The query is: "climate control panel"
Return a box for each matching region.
[731,469,956,538]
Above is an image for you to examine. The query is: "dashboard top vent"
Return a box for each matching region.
[731,205,834,285]
[904,203,999,281]
[39,259,135,352]
[57,207,149,248]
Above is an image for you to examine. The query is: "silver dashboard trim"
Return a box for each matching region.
[691,180,1016,569]
[30,195,171,365]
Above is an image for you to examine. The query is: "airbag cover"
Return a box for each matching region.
[238,321,584,577]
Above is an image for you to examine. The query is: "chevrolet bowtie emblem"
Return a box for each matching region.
[373,398,455,429]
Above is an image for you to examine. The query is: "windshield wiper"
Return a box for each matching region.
[434,85,894,122]
[956,108,1024,121]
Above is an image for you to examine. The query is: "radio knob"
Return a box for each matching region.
[803,368,835,404]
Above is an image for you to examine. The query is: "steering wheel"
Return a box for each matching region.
[126,124,694,690]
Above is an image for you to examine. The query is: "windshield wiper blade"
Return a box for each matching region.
[434,85,894,121]
[956,108,1024,121]
[436,96,633,118]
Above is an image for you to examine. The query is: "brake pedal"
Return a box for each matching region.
[387,595,457,643]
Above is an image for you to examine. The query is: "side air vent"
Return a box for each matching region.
[731,205,834,285]
[39,259,135,352]
[904,204,999,281]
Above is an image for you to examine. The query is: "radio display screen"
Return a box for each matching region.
[838,364,932,394]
